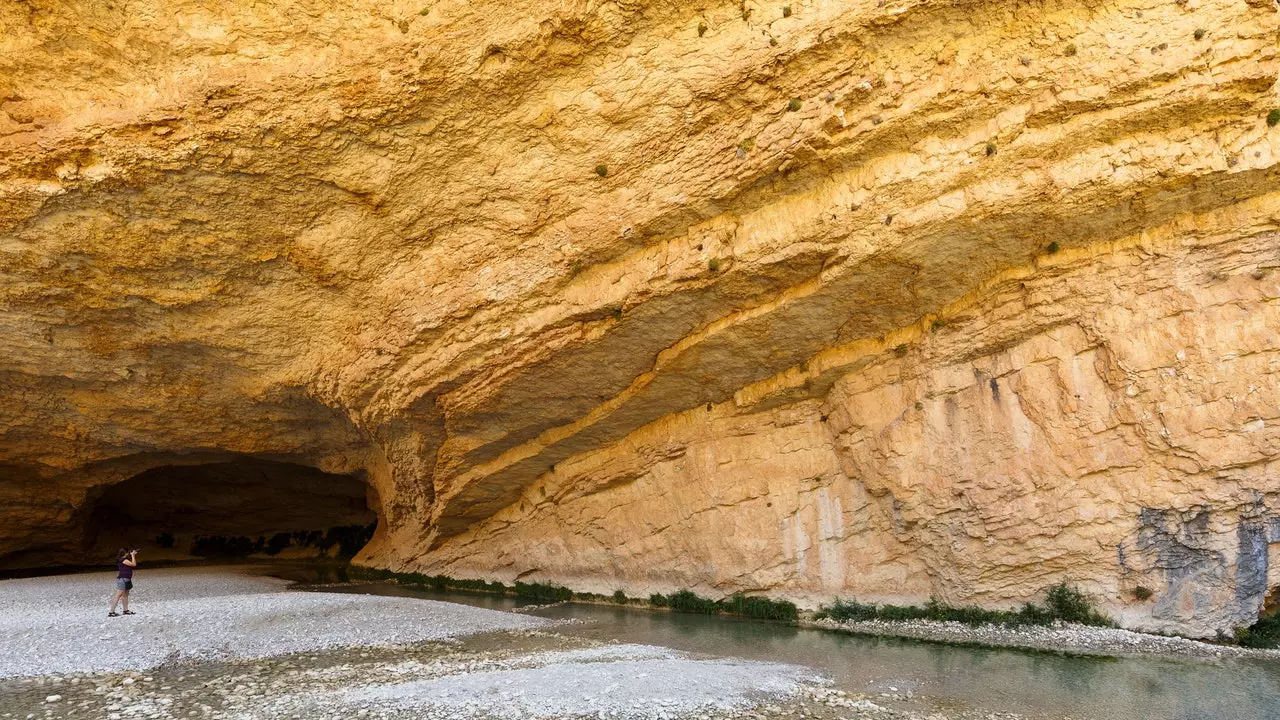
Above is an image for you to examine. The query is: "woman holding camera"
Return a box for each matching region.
[108,548,138,617]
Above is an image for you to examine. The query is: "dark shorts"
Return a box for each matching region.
[115,578,133,591]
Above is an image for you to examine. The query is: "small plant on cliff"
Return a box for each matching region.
[1268,109,1280,128]
[1064,43,1077,57]
[985,141,997,156]
[893,343,909,357]
[1235,614,1280,649]
[1044,583,1112,625]
[1133,586,1154,600]
[782,5,792,17]
[708,258,722,272]
[930,319,947,332]
[787,98,802,112]
[595,164,609,177]
[1194,28,1206,41]
[698,22,708,36]
[1047,241,1061,254]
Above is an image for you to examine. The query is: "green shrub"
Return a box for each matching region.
[931,319,946,332]
[650,589,798,620]
[1194,28,1206,40]
[1047,241,1060,254]
[357,568,512,595]
[815,597,879,622]
[721,593,799,621]
[266,532,292,555]
[1268,109,1280,128]
[708,258,721,272]
[613,589,628,604]
[769,36,778,47]
[782,5,791,17]
[985,141,997,156]
[1064,43,1077,57]
[698,22,707,36]
[893,343,908,357]
[667,589,721,614]
[1134,586,1154,601]
[1236,614,1280,648]
[787,98,802,112]
[1045,583,1112,626]
[514,581,573,602]
[595,164,608,177]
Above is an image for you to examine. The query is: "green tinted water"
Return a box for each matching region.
[302,576,1280,720]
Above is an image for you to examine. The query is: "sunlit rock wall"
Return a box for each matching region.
[411,218,1280,638]
[2,0,1277,635]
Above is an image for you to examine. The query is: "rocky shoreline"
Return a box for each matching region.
[807,616,1280,661]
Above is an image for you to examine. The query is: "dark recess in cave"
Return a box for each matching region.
[86,457,376,559]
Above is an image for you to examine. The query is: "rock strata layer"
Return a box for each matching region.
[1,0,1278,636]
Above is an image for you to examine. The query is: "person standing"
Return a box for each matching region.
[108,548,137,617]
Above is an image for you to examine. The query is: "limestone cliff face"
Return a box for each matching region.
[1,0,1278,636]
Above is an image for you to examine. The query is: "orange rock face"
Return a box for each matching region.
[1,0,1277,636]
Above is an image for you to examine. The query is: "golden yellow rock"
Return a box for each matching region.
[1,0,1278,637]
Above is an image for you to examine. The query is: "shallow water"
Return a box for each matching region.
[298,576,1280,720]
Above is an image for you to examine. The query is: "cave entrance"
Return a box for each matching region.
[87,457,377,561]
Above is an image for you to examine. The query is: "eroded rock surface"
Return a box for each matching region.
[1,0,1278,636]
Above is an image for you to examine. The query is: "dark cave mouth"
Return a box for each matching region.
[87,457,378,560]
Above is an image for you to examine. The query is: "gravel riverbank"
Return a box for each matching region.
[0,568,858,720]
[0,629,1023,720]
[0,567,546,677]
[809,616,1280,660]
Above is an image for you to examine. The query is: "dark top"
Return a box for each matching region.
[117,560,134,580]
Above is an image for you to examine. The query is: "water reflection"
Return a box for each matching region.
[299,576,1280,720]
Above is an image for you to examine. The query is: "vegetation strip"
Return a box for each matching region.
[349,568,797,621]
[814,584,1113,628]
[347,569,1278,649]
